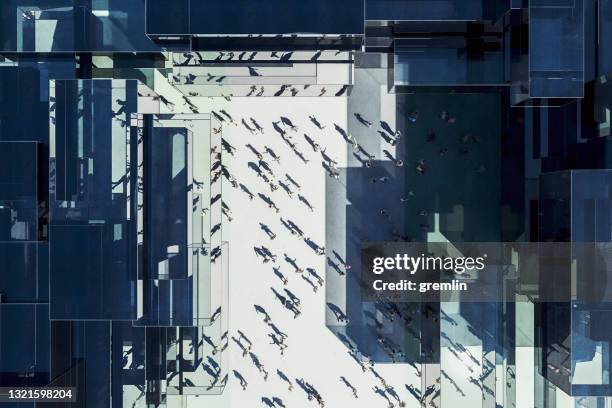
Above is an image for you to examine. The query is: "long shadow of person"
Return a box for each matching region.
[233,370,248,390]
[327,302,348,323]
[261,397,275,408]
[327,257,344,275]
[404,383,421,401]
[272,396,286,407]
[276,369,293,391]
[272,266,288,285]
[283,288,301,307]
[202,363,219,381]
[306,267,324,285]
[254,304,271,322]
[373,386,394,408]
[301,275,318,292]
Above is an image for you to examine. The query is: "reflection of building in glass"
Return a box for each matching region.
[1,77,228,407]
[539,171,612,400]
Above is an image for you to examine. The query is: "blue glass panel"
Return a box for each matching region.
[145,0,189,35]
[529,0,584,97]
[0,243,39,302]
[571,171,612,243]
[146,127,188,280]
[600,0,612,75]
[50,224,135,320]
[394,46,504,85]
[366,0,482,21]
[0,304,49,386]
[187,0,364,35]
[0,142,38,201]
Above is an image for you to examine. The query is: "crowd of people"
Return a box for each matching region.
[186,83,489,407]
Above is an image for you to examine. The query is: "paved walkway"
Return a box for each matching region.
[184,95,418,408]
